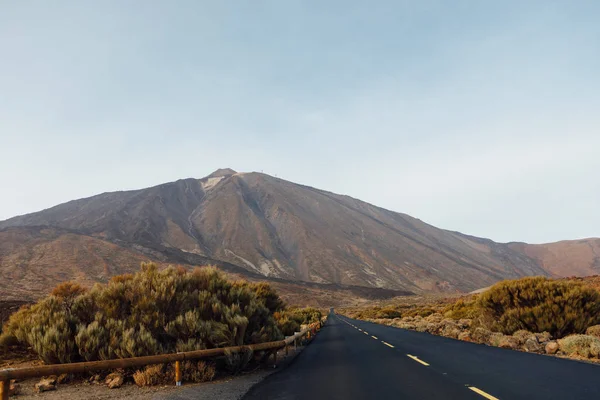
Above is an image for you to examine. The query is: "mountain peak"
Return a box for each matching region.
[206,168,237,178]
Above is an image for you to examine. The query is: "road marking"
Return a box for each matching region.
[382,341,395,348]
[406,354,430,366]
[371,335,378,339]
[358,329,363,332]
[468,387,499,400]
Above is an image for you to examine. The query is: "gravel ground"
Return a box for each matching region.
[12,345,304,400]
[155,346,302,400]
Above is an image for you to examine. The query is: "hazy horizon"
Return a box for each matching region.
[1,1,599,243]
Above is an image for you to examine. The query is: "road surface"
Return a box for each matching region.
[243,313,600,400]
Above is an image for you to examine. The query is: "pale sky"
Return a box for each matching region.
[1,1,599,244]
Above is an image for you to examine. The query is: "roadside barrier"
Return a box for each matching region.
[0,316,327,399]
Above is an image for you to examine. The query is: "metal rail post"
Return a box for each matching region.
[175,360,182,386]
[0,379,8,400]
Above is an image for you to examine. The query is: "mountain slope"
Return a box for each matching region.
[0,226,163,300]
[508,239,600,277]
[0,169,593,294]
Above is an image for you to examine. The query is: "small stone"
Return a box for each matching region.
[545,341,559,354]
[458,319,473,329]
[498,336,519,350]
[523,337,543,353]
[9,380,21,396]
[472,327,492,344]
[35,377,57,393]
[535,331,552,343]
[57,373,70,384]
[106,372,124,389]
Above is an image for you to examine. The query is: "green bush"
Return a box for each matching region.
[443,299,479,320]
[224,347,254,374]
[478,277,600,337]
[275,307,322,336]
[4,263,284,363]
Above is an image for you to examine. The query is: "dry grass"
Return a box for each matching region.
[558,335,600,358]
[586,325,600,338]
[132,361,216,387]
[183,361,216,383]
[133,364,170,387]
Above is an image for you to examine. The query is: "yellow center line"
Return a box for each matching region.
[382,341,395,348]
[364,332,369,335]
[468,387,499,400]
[406,354,430,366]
[371,335,378,339]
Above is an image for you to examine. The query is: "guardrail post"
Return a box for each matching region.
[0,379,8,400]
[175,360,182,386]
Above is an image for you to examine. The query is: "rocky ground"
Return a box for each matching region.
[348,313,600,363]
[3,344,305,399]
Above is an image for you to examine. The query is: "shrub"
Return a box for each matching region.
[275,307,322,336]
[224,348,253,374]
[3,298,78,363]
[51,282,87,314]
[182,361,216,383]
[478,277,600,337]
[0,333,19,349]
[586,325,600,338]
[404,308,436,318]
[5,263,284,363]
[443,299,479,320]
[133,364,168,387]
[558,335,600,358]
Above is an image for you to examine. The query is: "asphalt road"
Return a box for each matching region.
[243,313,600,400]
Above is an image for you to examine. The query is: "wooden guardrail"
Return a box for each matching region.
[0,317,326,399]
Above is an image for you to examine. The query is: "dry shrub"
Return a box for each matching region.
[224,348,253,374]
[5,263,284,364]
[558,335,600,358]
[275,307,322,336]
[0,333,19,349]
[478,277,600,337]
[443,299,479,320]
[2,298,78,363]
[403,308,436,318]
[133,364,169,387]
[586,325,600,338]
[133,361,215,387]
[182,361,216,383]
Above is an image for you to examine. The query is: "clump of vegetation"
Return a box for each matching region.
[477,277,600,337]
[443,298,479,320]
[1,263,289,364]
[274,307,323,336]
[351,306,403,320]
[224,347,254,374]
[133,364,169,387]
[183,360,216,382]
[558,335,600,358]
[342,276,600,362]
[586,325,600,338]
[132,360,216,387]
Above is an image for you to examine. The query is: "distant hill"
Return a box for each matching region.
[1,169,598,301]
